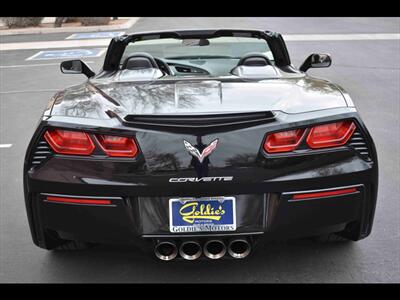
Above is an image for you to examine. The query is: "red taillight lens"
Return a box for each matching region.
[44,129,95,155]
[95,134,138,157]
[46,196,112,205]
[292,187,358,200]
[264,129,306,153]
[306,121,356,149]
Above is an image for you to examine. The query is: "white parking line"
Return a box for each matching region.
[0,39,111,51]
[0,33,399,51]
[0,144,13,148]
[65,31,125,40]
[0,89,59,94]
[284,33,400,41]
[0,61,94,69]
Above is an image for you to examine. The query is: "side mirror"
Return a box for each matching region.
[60,60,95,78]
[299,53,332,72]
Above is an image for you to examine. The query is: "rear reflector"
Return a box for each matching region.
[95,134,138,157]
[264,129,306,153]
[45,196,111,205]
[292,187,358,200]
[44,129,95,155]
[306,121,356,149]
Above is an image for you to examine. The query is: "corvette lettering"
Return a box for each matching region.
[169,176,233,183]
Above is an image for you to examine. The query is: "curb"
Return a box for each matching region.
[0,17,140,36]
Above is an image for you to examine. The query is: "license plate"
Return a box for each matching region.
[169,197,236,233]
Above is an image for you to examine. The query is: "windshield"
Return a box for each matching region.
[120,36,274,77]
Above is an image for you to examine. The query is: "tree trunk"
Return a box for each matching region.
[54,17,66,27]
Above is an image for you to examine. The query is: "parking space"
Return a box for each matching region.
[26,48,106,60]
[0,17,399,283]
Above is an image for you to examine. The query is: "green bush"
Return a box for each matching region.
[1,17,44,28]
[79,17,110,26]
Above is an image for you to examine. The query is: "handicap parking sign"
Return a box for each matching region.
[26,48,107,61]
[66,31,125,40]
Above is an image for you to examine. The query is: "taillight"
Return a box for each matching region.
[264,129,306,153]
[95,134,138,157]
[291,187,358,200]
[263,120,357,154]
[45,196,112,205]
[306,121,356,149]
[44,129,95,155]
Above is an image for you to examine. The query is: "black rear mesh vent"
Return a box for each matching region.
[124,111,276,127]
[348,129,371,161]
[30,139,53,167]
[122,111,276,134]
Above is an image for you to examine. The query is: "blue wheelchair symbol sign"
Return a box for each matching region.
[26,48,106,60]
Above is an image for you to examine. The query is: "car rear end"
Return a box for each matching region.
[23,104,378,260]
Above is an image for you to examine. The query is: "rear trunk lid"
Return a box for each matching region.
[50,77,348,120]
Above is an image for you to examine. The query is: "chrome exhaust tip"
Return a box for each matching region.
[154,241,178,261]
[203,240,226,259]
[228,239,251,259]
[179,241,202,260]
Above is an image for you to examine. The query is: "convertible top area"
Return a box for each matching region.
[102,29,294,72]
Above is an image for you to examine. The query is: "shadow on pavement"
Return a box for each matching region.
[46,238,356,283]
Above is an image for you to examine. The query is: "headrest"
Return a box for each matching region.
[241,57,268,66]
[122,53,158,70]
[237,53,271,67]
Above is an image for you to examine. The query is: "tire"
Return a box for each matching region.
[311,233,351,243]
[54,240,94,251]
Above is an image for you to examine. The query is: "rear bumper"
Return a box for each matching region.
[25,171,377,250]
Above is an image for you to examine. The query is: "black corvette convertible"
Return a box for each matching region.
[24,29,378,260]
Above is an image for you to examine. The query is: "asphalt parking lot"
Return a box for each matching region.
[0,17,399,283]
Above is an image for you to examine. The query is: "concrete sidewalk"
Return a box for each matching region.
[0,17,140,36]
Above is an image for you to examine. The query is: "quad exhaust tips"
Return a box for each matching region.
[154,238,251,260]
[203,240,226,259]
[228,239,251,259]
[154,241,178,261]
[179,241,202,260]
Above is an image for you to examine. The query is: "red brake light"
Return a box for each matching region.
[44,129,95,155]
[292,187,358,200]
[264,129,306,153]
[95,134,138,157]
[46,196,112,205]
[306,121,356,149]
